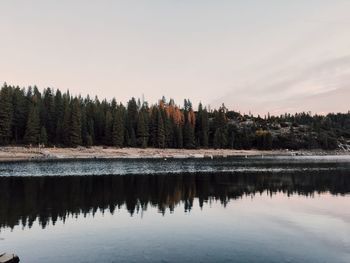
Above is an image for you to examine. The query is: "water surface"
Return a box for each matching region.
[0,157,349,262]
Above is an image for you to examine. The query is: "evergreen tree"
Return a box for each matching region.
[165,117,174,148]
[126,97,138,142]
[196,103,209,148]
[242,128,252,150]
[0,84,13,145]
[104,110,113,145]
[93,97,104,144]
[137,112,148,148]
[149,107,158,147]
[264,132,273,150]
[213,104,227,130]
[86,134,93,148]
[70,98,82,147]
[42,88,55,144]
[174,125,183,148]
[54,90,64,145]
[80,104,88,145]
[183,101,196,148]
[85,97,95,144]
[24,103,40,145]
[62,95,71,146]
[87,119,95,145]
[306,131,318,149]
[112,108,124,147]
[183,122,195,148]
[156,110,165,148]
[213,128,227,149]
[227,124,236,149]
[129,128,137,147]
[213,129,220,149]
[124,129,130,147]
[11,87,27,143]
[39,126,48,146]
[255,129,272,150]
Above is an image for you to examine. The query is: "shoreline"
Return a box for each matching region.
[0,146,349,162]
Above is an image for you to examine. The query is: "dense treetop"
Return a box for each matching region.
[0,83,349,150]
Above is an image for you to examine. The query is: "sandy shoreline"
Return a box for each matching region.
[0,146,349,162]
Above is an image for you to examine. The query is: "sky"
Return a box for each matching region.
[1,0,350,115]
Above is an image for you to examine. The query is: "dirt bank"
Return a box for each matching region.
[0,146,348,162]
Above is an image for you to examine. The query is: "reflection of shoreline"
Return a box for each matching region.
[0,170,349,230]
[0,146,349,162]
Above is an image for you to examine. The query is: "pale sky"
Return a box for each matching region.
[1,0,350,114]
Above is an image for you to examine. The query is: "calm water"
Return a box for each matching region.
[0,157,350,262]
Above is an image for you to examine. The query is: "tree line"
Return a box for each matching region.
[0,83,349,150]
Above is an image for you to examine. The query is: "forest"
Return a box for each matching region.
[0,83,349,150]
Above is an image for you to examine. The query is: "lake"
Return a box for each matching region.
[0,156,350,262]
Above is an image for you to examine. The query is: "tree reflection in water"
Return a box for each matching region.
[0,170,349,230]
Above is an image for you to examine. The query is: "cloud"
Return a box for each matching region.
[211,55,350,115]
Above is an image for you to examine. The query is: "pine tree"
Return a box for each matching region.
[126,97,138,142]
[104,110,113,145]
[130,128,137,147]
[54,90,64,145]
[127,98,138,127]
[156,110,165,148]
[112,108,124,147]
[80,104,88,145]
[11,87,27,143]
[62,94,71,146]
[307,131,318,149]
[183,101,196,149]
[175,126,183,148]
[267,132,273,149]
[42,88,55,144]
[149,107,158,147]
[124,129,130,147]
[165,117,174,148]
[213,128,227,148]
[70,98,82,147]
[39,126,48,146]
[93,97,104,144]
[183,122,195,148]
[87,119,95,144]
[256,129,273,150]
[24,103,40,145]
[86,134,93,148]
[242,128,252,150]
[196,103,209,148]
[137,112,148,148]
[227,124,236,149]
[0,84,13,145]
[212,104,227,131]
[213,129,220,149]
